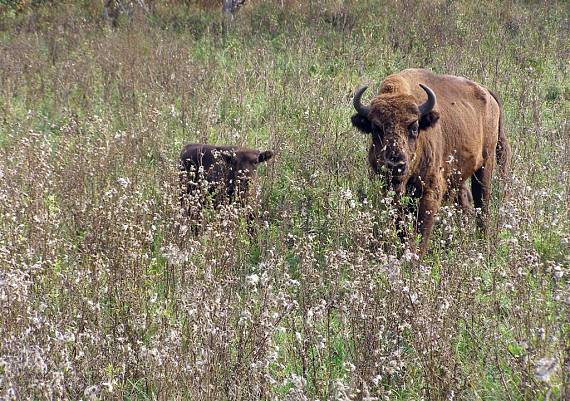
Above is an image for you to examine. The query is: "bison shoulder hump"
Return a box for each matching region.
[467,81,488,103]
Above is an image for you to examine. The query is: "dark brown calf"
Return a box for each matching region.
[179,144,273,230]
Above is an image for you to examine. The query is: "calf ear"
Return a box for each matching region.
[351,113,373,133]
[258,150,274,163]
[419,110,440,130]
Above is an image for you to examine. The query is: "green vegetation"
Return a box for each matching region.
[0,1,568,399]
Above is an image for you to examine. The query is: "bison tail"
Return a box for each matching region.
[490,91,511,180]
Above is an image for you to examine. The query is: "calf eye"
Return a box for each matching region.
[408,121,419,137]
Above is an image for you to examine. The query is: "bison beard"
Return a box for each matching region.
[351,68,510,256]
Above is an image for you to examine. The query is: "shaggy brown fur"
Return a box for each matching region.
[179,144,273,229]
[351,68,511,255]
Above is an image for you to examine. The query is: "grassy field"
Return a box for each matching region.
[0,1,568,399]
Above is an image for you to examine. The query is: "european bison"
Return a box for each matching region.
[179,144,273,230]
[351,68,510,254]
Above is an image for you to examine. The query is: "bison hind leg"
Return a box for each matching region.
[471,160,495,235]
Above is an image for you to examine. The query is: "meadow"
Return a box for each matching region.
[0,1,568,399]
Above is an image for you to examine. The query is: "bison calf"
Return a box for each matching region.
[179,143,273,231]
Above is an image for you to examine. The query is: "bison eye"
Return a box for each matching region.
[408,121,419,137]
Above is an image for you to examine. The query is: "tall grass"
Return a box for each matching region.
[0,1,568,399]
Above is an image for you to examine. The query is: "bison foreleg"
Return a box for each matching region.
[416,190,443,256]
[457,182,474,215]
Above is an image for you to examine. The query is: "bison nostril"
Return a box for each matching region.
[387,153,406,166]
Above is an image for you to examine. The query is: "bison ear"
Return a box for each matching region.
[419,110,440,130]
[258,150,274,163]
[351,113,373,133]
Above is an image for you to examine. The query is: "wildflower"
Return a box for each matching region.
[170,104,178,117]
[340,188,353,201]
[117,177,130,188]
[246,274,259,286]
[372,374,383,386]
[409,292,418,304]
[401,249,419,262]
[551,263,564,280]
[83,385,99,401]
[343,361,356,372]
[534,357,557,382]
[102,381,115,393]
[289,372,306,389]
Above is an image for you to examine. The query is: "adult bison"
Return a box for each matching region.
[179,144,273,231]
[351,68,510,254]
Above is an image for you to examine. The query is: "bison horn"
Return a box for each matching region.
[353,85,370,117]
[418,84,436,116]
